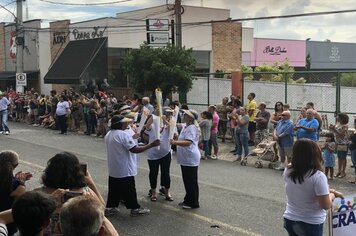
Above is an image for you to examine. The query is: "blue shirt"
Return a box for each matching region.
[296,118,319,141]
[0,97,10,111]
[275,119,294,147]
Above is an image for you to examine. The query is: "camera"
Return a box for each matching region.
[63,191,83,202]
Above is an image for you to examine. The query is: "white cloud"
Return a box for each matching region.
[1,0,356,42]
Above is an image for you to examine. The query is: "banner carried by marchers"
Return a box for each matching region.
[330,194,356,236]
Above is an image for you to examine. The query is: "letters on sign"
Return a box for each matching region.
[263,46,287,55]
[53,32,67,45]
[72,26,107,40]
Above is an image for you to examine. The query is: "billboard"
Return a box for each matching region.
[250,38,306,67]
[307,41,356,69]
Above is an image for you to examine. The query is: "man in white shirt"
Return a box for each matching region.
[0,92,11,135]
[105,115,160,216]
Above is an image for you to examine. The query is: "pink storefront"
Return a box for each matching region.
[244,38,306,67]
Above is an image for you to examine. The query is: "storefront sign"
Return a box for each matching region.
[146,19,169,31]
[147,33,170,44]
[251,39,306,67]
[331,194,356,236]
[72,26,107,40]
[329,46,341,62]
[263,46,287,55]
[52,32,67,45]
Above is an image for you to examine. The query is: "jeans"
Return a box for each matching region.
[351,149,356,176]
[203,140,209,157]
[57,115,67,134]
[0,109,10,132]
[284,218,323,236]
[236,132,249,157]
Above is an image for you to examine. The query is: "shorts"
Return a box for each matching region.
[248,122,256,133]
[209,133,218,148]
[218,120,228,134]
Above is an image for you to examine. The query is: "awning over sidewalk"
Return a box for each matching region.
[0,71,39,81]
[44,37,108,84]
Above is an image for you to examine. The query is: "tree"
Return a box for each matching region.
[122,44,196,96]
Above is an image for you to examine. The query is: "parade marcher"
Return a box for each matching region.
[144,109,174,202]
[170,110,201,209]
[55,95,70,135]
[273,111,294,170]
[254,102,270,145]
[105,115,160,216]
[329,113,349,178]
[0,92,11,134]
[283,139,343,236]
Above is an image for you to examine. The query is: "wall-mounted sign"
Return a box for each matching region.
[72,26,107,40]
[53,32,67,45]
[263,46,287,55]
[16,73,27,86]
[146,19,169,31]
[329,46,341,62]
[147,33,170,44]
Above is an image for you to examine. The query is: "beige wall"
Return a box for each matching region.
[0,23,5,71]
[212,21,242,72]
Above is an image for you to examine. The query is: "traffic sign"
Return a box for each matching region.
[147,33,170,44]
[16,73,27,86]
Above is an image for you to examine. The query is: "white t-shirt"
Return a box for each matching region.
[56,101,69,116]
[105,129,137,178]
[0,223,7,236]
[283,168,329,224]
[176,124,200,167]
[145,120,171,160]
[125,125,138,145]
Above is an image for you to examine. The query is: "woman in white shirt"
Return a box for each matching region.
[170,109,200,209]
[283,139,343,236]
[55,95,70,134]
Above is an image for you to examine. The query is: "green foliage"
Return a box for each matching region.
[122,44,196,95]
[340,73,356,87]
[215,70,224,78]
[240,65,253,80]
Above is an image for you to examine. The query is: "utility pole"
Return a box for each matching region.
[16,0,25,93]
[175,0,182,48]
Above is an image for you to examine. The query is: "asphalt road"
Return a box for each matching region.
[1,122,355,236]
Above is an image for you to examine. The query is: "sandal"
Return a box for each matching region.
[150,195,157,202]
[338,173,346,178]
[348,181,356,185]
[165,196,174,201]
[334,172,341,178]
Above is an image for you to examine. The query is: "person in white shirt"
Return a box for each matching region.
[170,109,201,209]
[105,115,160,217]
[55,95,70,134]
[0,93,11,135]
[144,109,174,202]
[283,139,343,236]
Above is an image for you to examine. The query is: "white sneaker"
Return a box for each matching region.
[0,131,4,134]
[210,155,217,160]
[5,131,9,135]
[274,163,286,171]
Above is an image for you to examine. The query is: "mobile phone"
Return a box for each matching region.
[63,191,83,202]
[80,163,87,176]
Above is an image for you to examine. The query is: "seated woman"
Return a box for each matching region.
[0,150,32,235]
[36,152,105,235]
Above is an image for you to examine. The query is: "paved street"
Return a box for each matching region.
[1,122,355,236]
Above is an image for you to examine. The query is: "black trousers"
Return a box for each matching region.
[181,165,199,208]
[57,115,67,134]
[147,152,171,189]
[106,176,140,210]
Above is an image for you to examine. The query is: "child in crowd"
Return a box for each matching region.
[199,111,212,160]
[283,104,290,111]
[322,133,336,180]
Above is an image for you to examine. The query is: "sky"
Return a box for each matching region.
[1,0,356,43]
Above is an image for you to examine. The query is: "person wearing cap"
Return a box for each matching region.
[254,102,271,145]
[104,115,160,216]
[144,108,174,202]
[170,109,201,209]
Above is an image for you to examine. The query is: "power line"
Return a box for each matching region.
[38,0,133,6]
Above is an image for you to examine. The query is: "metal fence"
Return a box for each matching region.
[179,71,356,127]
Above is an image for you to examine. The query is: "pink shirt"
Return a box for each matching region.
[211,112,220,135]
